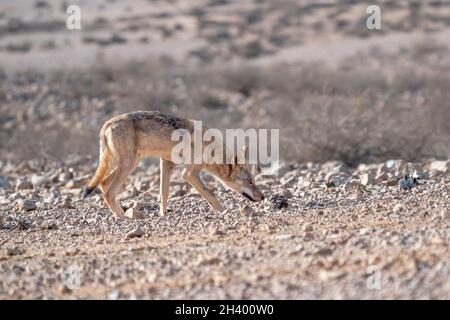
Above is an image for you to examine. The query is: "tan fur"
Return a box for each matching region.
[83,111,264,218]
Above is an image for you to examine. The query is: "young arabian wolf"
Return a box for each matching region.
[82,111,264,218]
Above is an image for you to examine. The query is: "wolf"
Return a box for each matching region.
[82,111,264,218]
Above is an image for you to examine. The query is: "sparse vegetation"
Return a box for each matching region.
[1,39,450,165]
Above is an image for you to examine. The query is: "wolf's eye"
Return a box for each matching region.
[248,179,253,185]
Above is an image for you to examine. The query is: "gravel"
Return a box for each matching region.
[0,159,449,299]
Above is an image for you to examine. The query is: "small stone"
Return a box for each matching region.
[393,203,404,213]
[344,179,363,190]
[107,290,122,300]
[126,227,145,239]
[6,246,24,256]
[65,178,86,189]
[31,174,51,187]
[431,236,443,245]
[15,199,37,211]
[281,189,293,198]
[385,178,399,187]
[289,244,304,256]
[319,270,347,281]
[196,256,221,266]
[360,173,374,186]
[429,160,448,173]
[58,197,75,209]
[271,195,288,210]
[16,178,33,190]
[42,221,58,230]
[60,285,72,294]
[58,171,73,183]
[240,205,256,216]
[65,248,81,256]
[315,247,333,256]
[259,224,276,232]
[359,227,371,235]
[274,234,293,241]
[375,171,387,182]
[0,177,11,189]
[350,189,365,201]
[125,207,144,219]
[209,228,226,236]
[399,175,418,190]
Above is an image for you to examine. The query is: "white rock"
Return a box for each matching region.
[273,234,294,241]
[429,160,448,172]
[125,207,144,219]
[31,174,52,187]
[360,173,374,186]
[319,270,346,281]
[393,203,403,213]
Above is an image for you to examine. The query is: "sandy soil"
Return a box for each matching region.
[1,160,449,299]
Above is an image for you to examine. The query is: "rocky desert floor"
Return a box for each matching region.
[0,158,449,299]
[1,0,450,300]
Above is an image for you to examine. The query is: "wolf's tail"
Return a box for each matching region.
[82,131,111,199]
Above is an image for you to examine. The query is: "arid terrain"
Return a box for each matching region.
[0,159,449,299]
[1,0,449,299]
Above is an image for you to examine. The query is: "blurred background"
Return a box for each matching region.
[1,0,450,166]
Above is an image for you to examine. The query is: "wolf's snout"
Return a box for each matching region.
[242,190,264,202]
[242,192,257,202]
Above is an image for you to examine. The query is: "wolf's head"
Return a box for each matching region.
[212,145,264,202]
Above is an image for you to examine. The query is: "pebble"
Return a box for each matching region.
[360,173,374,186]
[125,207,144,219]
[16,178,33,190]
[0,177,12,189]
[240,205,257,216]
[126,227,145,239]
[429,160,448,173]
[274,234,294,241]
[399,175,418,190]
[393,203,404,213]
[271,195,288,210]
[6,246,24,256]
[107,290,122,300]
[31,174,51,187]
[315,247,333,256]
[281,189,293,198]
[15,199,37,211]
[319,270,347,281]
[58,197,75,209]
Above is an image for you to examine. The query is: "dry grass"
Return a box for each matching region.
[1,40,450,165]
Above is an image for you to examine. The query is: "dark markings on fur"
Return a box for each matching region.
[128,111,191,132]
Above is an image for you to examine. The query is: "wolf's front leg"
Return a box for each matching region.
[182,168,225,213]
[159,159,175,217]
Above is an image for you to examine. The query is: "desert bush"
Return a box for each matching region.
[2,40,450,165]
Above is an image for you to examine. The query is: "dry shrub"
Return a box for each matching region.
[2,39,450,165]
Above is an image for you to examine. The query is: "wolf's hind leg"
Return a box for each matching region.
[103,159,137,218]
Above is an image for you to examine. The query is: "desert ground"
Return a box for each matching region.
[0,0,449,299]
